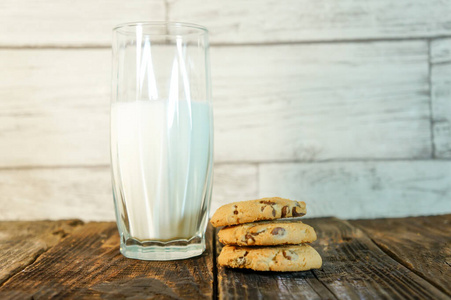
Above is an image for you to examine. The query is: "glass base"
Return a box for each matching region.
[119,236,206,261]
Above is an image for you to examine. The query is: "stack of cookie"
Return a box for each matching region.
[211,197,322,272]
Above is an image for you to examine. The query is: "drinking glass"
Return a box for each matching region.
[111,22,213,260]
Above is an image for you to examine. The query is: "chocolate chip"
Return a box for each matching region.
[272,207,276,217]
[281,206,289,218]
[271,227,286,236]
[245,233,256,243]
[292,206,304,217]
[260,200,276,205]
[236,257,246,265]
[233,210,238,215]
[244,251,249,257]
[251,230,265,236]
[260,206,265,212]
[282,250,292,260]
[233,205,238,215]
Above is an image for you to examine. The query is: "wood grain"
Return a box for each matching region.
[1,0,451,46]
[259,161,451,219]
[431,38,451,64]
[0,164,255,221]
[0,42,431,167]
[0,222,214,299]
[216,217,449,299]
[168,0,451,44]
[210,164,258,215]
[1,216,449,299]
[2,160,449,222]
[0,0,165,47]
[212,42,431,162]
[350,214,451,297]
[0,220,83,286]
[430,38,451,158]
[0,167,114,221]
[303,217,449,299]
[0,49,110,167]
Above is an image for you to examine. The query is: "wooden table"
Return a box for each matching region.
[0,215,450,299]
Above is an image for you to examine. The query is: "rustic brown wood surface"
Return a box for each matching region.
[350,214,451,297]
[0,220,83,286]
[0,222,214,299]
[216,217,450,300]
[305,217,449,300]
[0,215,450,299]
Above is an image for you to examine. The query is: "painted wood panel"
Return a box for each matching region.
[212,41,431,162]
[0,43,431,167]
[1,0,450,46]
[0,49,110,167]
[430,38,451,64]
[168,0,451,44]
[0,164,255,221]
[258,161,451,219]
[430,38,451,158]
[0,0,165,47]
[0,167,114,221]
[210,164,258,214]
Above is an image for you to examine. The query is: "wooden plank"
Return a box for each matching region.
[215,228,336,300]
[304,217,449,299]
[0,49,110,167]
[350,214,451,296]
[0,220,83,286]
[430,38,451,158]
[0,164,255,221]
[212,42,431,162]
[0,43,431,167]
[0,222,214,299]
[0,0,165,47]
[259,161,451,219]
[168,0,451,44]
[0,167,114,221]
[1,0,450,46]
[210,164,258,215]
[215,217,449,299]
[431,38,451,64]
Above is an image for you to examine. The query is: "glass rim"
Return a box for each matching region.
[113,21,208,36]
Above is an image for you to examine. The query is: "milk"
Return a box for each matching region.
[111,100,213,241]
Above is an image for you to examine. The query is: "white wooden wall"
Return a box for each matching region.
[1,0,450,221]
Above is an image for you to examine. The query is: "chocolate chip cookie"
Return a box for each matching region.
[218,244,322,272]
[210,197,306,227]
[218,221,317,246]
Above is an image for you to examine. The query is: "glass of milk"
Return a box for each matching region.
[111,22,213,260]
